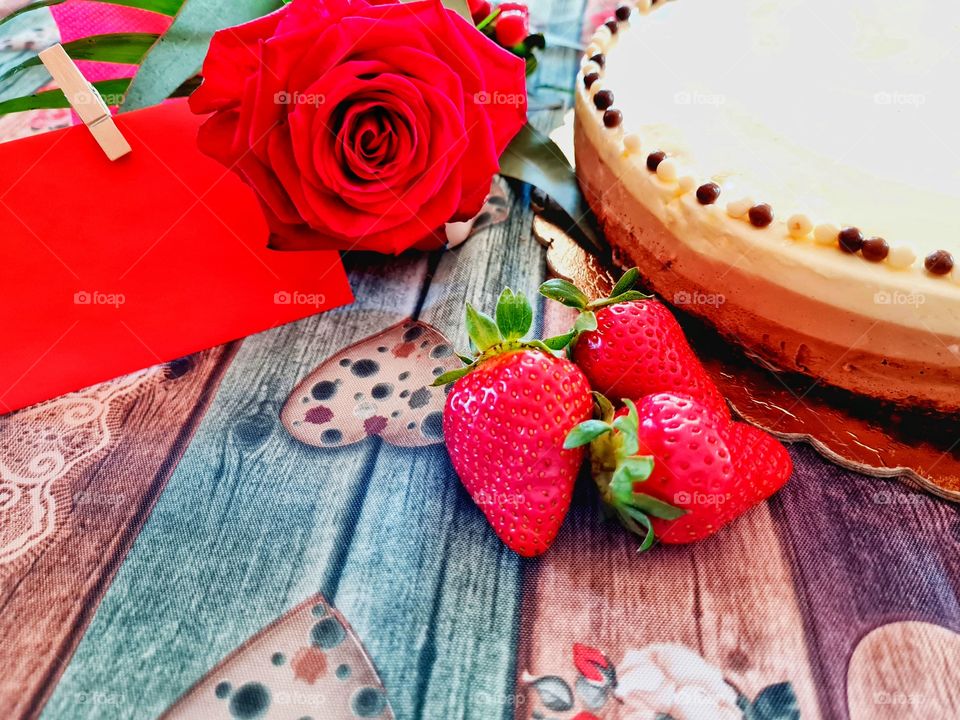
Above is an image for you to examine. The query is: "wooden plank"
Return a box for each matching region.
[333,183,547,720]
[38,256,433,719]
[0,344,237,720]
[770,447,960,720]
[515,299,823,720]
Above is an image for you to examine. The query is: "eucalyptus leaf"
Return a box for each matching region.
[121,0,283,112]
[499,122,598,248]
[1,33,160,83]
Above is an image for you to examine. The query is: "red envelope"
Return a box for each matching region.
[0,99,353,414]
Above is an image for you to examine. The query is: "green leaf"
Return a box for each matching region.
[573,310,598,334]
[523,32,546,51]
[465,303,502,352]
[432,365,475,386]
[499,123,599,249]
[474,8,500,31]
[542,331,575,351]
[746,682,800,720]
[456,352,474,365]
[630,492,685,520]
[103,0,184,13]
[0,0,66,30]
[121,0,283,112]
[618,507,656,552]
[612,399,640,457]
[593,392,615,423]
[495,288,533,340]
[1,33,161,83]
[610,268,640,298]
[0,76,198,115]
[539,278,589,309]
[589,290,651,309]
[564,420,612,449]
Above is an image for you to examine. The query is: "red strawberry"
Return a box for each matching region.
[540,268,729,419]
[494,4,530,47]
[436,289,593,557]
[566,392,791,548]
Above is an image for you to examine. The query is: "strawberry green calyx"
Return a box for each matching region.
[538,267,650,350]
[565,396,685,551]
[432,288,557,386]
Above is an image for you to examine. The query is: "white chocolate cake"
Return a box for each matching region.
[574,0,960,412]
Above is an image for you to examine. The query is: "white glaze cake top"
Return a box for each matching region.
[599,0,960,260]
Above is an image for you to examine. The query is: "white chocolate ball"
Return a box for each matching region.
[787,214,813,239]
[813,223,839,246]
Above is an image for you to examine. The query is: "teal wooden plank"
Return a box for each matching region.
[39,257,430,720]
[331,189,547,720]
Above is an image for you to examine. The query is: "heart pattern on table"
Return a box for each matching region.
[281,320,461,449]
[160,594,393,719]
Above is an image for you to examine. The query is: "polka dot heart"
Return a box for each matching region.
[281,321,461,449]
[160,594,393,719]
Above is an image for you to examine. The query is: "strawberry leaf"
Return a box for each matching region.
[620,456,654,482]
[456,352,474,365]
[610,267,640,297]
[543,331,575,350]
[564,420,612,449]
[592,392,615,423]
[619,507,656,551]
[431,364,475,386]
[589,290,651,309]
[612,400,640,456]
[539,279,589,310]
[574,310,598,334]
[630,492,685,520]
[495,288,533,340]
[465,303,502,352]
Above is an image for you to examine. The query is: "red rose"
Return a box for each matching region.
[189,0,527,254]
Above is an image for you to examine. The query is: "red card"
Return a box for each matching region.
[0,99,353,414]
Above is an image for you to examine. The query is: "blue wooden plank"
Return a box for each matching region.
[39,257,431,719]
[330,197,549,720]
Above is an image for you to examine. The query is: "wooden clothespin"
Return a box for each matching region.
[38,44,131,161]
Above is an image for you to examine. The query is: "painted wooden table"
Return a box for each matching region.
[1,1,959,719]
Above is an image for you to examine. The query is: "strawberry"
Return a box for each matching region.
[494,4,530,48]
[565,392,791,548]
[539,268,729,419]
[434,289,593,557]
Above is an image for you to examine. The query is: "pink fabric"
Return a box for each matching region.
[50,0,173,82]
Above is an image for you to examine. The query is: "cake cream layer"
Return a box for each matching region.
[601,0,960,259]
[575,115,960,411]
